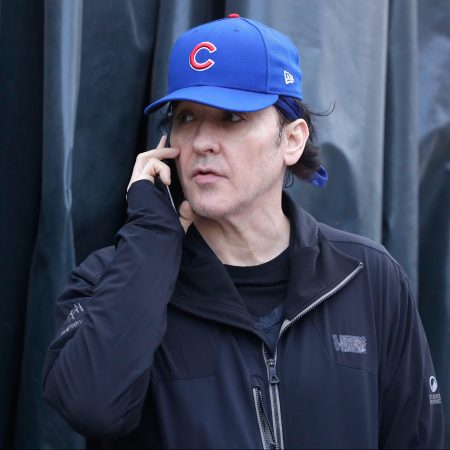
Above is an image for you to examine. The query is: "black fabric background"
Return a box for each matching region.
[0,0,449,448]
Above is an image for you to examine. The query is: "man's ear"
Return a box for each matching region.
[283,118,309,167]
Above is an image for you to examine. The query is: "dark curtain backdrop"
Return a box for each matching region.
[1,0,449,448]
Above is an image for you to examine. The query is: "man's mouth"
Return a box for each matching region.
[192,167,222,183]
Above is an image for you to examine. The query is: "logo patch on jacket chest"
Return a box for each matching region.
[332,334,367,354]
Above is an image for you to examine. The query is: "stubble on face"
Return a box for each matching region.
[189,136,284,221]
[233,128,285,213]
[174,105,287,222]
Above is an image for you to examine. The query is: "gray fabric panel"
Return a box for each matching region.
[383,0,419,293]
[0,1,44,447]
[70,0,159,264]
[417,0,450,445]
[13,2,85,447]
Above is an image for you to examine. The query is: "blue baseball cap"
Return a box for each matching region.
[144,14,303,114]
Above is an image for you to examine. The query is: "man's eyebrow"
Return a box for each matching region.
[171,104,189,115]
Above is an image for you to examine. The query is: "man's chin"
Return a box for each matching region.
[191,204,223,219]
[188,198,230,220]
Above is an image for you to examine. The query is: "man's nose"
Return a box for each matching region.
[191,121,220,155]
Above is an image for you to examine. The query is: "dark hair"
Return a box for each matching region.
[275,97,331,187]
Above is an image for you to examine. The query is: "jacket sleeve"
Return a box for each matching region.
[378,261,444,449]
[42,180,185,438]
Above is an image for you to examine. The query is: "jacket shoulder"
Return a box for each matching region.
[317,221,411,285]
[317,222,398,263]
[318,222,385,253]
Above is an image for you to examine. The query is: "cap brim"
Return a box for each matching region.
[144,86,279,115]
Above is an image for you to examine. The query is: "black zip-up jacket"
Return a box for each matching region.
[42,180,444,449]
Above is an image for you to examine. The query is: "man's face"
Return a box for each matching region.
[170,101,287,220]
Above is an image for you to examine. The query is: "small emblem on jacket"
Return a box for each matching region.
[429,376,442,405]
[332,334,367,354]
[429,376,438,393]
[65,302,84,323]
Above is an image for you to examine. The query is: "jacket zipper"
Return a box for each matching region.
[263,351,283,449]
[253,387,276,449]
[260,262,364,449]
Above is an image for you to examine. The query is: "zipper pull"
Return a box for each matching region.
[267,358,279,384]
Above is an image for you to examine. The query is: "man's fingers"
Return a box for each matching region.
[139,145,180,162]
[142,158,172,185]
[127,135,180,192]
[143,135,179,160]
[156,135,168,148]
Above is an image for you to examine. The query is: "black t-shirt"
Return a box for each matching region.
[224,247,289,317]
[224,247,290,352]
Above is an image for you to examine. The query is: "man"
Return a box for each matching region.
[42,15,444,449]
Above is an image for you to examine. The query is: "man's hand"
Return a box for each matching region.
[127,135,179,191]
[127,135,195,233]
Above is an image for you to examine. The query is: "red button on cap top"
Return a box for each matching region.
[227,13,240,18]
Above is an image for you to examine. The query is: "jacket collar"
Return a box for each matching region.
[282,193,361,319]
[171,192,361,331]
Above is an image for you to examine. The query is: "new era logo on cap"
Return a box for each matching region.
[284,70,294,84]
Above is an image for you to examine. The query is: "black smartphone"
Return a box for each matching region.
[154,131,184,211]
[154,173,177,211]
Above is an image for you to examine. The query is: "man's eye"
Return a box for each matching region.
[176,111,194,123]
[224,112,243,122]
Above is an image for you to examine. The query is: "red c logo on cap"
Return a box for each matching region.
[189,42,217,71]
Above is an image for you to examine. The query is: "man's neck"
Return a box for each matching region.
[193,204,290,267]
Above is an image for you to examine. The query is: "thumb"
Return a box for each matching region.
[179,200,196,233]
